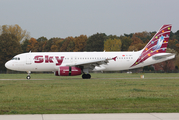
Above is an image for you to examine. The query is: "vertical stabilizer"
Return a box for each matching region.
[131,24,172,67]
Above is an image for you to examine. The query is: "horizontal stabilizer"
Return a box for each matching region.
[152,53,175,60]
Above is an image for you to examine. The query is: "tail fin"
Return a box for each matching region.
[131,24,172,67]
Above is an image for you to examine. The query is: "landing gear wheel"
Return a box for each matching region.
[87,74,91,79]
[82,74,91,79]
[26,75,31,80]
[26,71,31,80]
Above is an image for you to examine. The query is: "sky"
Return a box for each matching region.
[0,0,179,39]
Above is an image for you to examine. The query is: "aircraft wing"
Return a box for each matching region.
[152,53,175,60]
[65,56,117,69]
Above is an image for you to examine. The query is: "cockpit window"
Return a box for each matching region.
[12,57,20,60]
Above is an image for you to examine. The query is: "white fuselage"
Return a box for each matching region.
[5,51,175,72]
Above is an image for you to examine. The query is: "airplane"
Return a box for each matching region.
[5,24,175,79]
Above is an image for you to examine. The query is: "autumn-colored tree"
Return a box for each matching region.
[175,43,179,54]
[60,37,75,52]
[51,45,58,52]
[130,34,144,46]
[104,38,122,51]
[67,40,75,52]
[55,39,64,52]
[26,38,38,52]
[35,36,48,52]
[43,37,63,52]
[153,59,175,72]
[128,43,145,51]
[128,33,145,51]
[168,39,178,50]
[0,24,30,42]
[153,48,177,72]
[132,31,154,43]
[0,33,22,71]
[74,35,87,51]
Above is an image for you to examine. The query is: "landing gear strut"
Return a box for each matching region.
[26,71,31,80]
[82,74,91,79]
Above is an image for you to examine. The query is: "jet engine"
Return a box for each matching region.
[55,66,82,76]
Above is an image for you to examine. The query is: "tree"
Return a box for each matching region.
[55,38,64,52]
[35,36,48,52]
[60,37,75,52]
[0,33,22,71]
[51,45,58,52]
[153,59,175,72]
[85,33,107,51]
[153,48,177,72]
[0,24,30,42]
[132,31,154,43]
[143,65,154,71]
[120,36,132,51]
[175,54,179,69]
[21,39,30,53]
[36,36,48,42]
[130,34,144,46]
[107,35,119,40]
[128,34,145,51]
[168,39,177,50]
[128,43,145,51]
[124,33,133,38]
[104,38,122,51]
[74,35,87,51]
[43,37,63,52]
[26,38,38,52]
[67,40,75,52]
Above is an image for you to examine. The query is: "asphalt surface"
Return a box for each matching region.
[0,113,179,120]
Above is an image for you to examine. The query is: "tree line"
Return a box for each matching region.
[1,24,179,71]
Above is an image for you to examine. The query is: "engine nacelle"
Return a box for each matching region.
[55,66,82,76]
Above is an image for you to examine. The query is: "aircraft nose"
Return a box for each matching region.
[5,61,11,69]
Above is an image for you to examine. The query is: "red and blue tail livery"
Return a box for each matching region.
[131,24,172,67]
[5,24,175,79]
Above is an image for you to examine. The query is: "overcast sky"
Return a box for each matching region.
[0,0,179,39]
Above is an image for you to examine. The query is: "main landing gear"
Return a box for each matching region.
[26,71,31,80]
[82,74,91,79]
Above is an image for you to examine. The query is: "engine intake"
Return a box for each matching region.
[55,66,82,76]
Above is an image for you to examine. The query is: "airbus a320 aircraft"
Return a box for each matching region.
[5,24,175,79]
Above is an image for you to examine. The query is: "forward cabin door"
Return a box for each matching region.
[26,53,32,65]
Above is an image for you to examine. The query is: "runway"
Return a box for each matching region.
[1,76,179,81]
[0,113,179,120]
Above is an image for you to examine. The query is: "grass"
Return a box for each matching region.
[0,73,179,114]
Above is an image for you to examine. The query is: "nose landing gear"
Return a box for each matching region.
[26,75,31,80]
[26,71,31,80]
